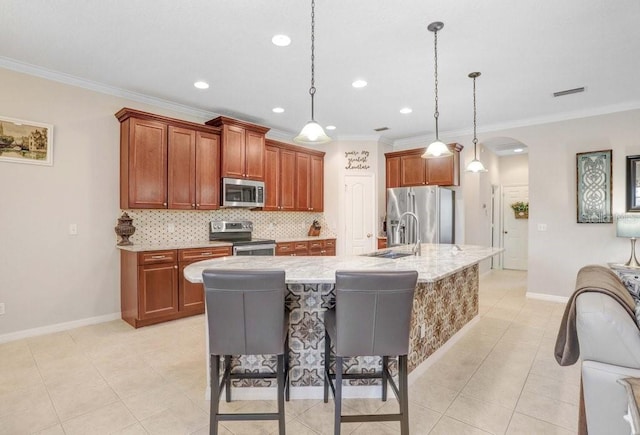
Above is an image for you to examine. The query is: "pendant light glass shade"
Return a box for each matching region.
[422,21,452,159]
[466,158,487,173]
[421,140,449,158]
[294,0,331,145]
[294,120,331,145]
[465,71,488,173]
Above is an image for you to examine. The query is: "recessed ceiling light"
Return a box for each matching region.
[272,107,285,113]
[513,148,523,153]
[352,80,367,88]
[326,125,336,130]
[272,34,291,47]
[400,107,413,114]
[194,81,209,89]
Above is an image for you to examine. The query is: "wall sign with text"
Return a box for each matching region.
[344,150,370,170]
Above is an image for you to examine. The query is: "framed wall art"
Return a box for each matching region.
[0,116,53,166]
[576,149,612,223]
[627,155,640,212]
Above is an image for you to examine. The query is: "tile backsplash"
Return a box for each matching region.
[120,209,333,245]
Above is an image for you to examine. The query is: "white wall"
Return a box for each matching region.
[0,68,213,337]
[459,110,640,298]
[500,154,529,186]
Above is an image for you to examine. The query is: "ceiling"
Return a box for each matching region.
[1,0,640,146]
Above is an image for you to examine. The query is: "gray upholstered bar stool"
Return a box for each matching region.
[203,269,290,435]
[324,270,418,435]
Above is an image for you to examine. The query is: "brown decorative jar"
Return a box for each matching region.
[115,212,136,245]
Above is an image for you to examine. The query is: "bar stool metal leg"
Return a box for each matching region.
[224,355,232,402]
[277,354,285,435]
[324,333,331,403]
[334,356,343,435]
[399,355,409,434]
[210,355,221,435]
[382,355,389,401]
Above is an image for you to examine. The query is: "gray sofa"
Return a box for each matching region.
[574,266,640,434]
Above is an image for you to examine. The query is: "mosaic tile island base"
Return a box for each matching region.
[185,244,502,397]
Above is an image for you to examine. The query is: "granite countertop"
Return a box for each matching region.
[116,235,337,252]
[275,236,336,243]
[184,243,503,284]
[116,240,233,252]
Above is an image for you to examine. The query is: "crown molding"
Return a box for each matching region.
[0,56,218,120]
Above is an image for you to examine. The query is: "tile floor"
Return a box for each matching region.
[0,270,580,434]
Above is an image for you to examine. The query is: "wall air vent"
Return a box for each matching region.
[553,87,585,97]
[374,127,389,132]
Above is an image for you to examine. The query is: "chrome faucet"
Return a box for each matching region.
[396,211,421,256]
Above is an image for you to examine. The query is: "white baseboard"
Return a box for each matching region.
[0,312,122,344]
[526,292,569,303]
[204,314,479,401]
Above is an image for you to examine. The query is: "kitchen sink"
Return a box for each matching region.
[364,250,414,259]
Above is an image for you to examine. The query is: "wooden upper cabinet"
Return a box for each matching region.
[296,152,311,211]
[264,145,280,211]
[400,154,427,186]
[121,117,168,209]
[116,108,221,210]
[310,154,324,212]
[265,139,325,212]
[194,131,220,210]
[206,116,269,181]
[385,143,463,188]
[386,156,401,189]
[168,126,196,210]
[280,149,297,211]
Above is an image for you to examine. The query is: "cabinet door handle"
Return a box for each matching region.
[151,255,166,259]
[174,265,178,269]
[200,252,212,256]
[191,203,196,208]
[163,202,167,206]
[196,203,200,207]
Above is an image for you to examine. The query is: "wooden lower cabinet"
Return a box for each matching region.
[121,246,231,328]
[276,238,336,256]
[377,237,387,249]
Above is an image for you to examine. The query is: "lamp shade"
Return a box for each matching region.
[466,159,488,173]
[616,216,640,238]
[294,120,331,145]
[421,140,451,158]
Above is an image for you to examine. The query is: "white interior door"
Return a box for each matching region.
[344,174,376,255]
[502,185,529,270]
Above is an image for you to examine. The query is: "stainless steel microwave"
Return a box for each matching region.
[221,178,265,208]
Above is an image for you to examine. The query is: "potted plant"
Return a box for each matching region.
[510,201,529,219]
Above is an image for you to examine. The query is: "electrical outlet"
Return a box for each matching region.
[537,223,547,232]
[420,324,426,338]
[0,303,5,315]
[167,223,175,233]
[69,224,78,235]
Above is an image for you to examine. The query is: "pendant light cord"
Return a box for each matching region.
[433,28,440,140]
[472,74,478,158]
[309,0,316,120]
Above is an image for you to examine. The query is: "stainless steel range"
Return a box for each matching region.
[209,220,276,256]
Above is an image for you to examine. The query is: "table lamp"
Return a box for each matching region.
[616,215,640,268]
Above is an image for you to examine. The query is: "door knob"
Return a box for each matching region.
[367,233,372,238]
[504,231,508,234]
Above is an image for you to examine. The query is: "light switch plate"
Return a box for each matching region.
[69,224,78,235]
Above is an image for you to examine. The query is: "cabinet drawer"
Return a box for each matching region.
[294,241,309,251]
[179,247,231,262]
[308,240,323,250]
[276,242,295,255]
[138,250,177,265]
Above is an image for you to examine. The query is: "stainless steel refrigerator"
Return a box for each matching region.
[386,186,455,246]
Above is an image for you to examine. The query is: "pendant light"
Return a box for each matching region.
[465,72,488,173]
[294,0,331,145]
[422,21,452,159]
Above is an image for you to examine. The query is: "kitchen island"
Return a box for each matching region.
[185,243,502,398]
